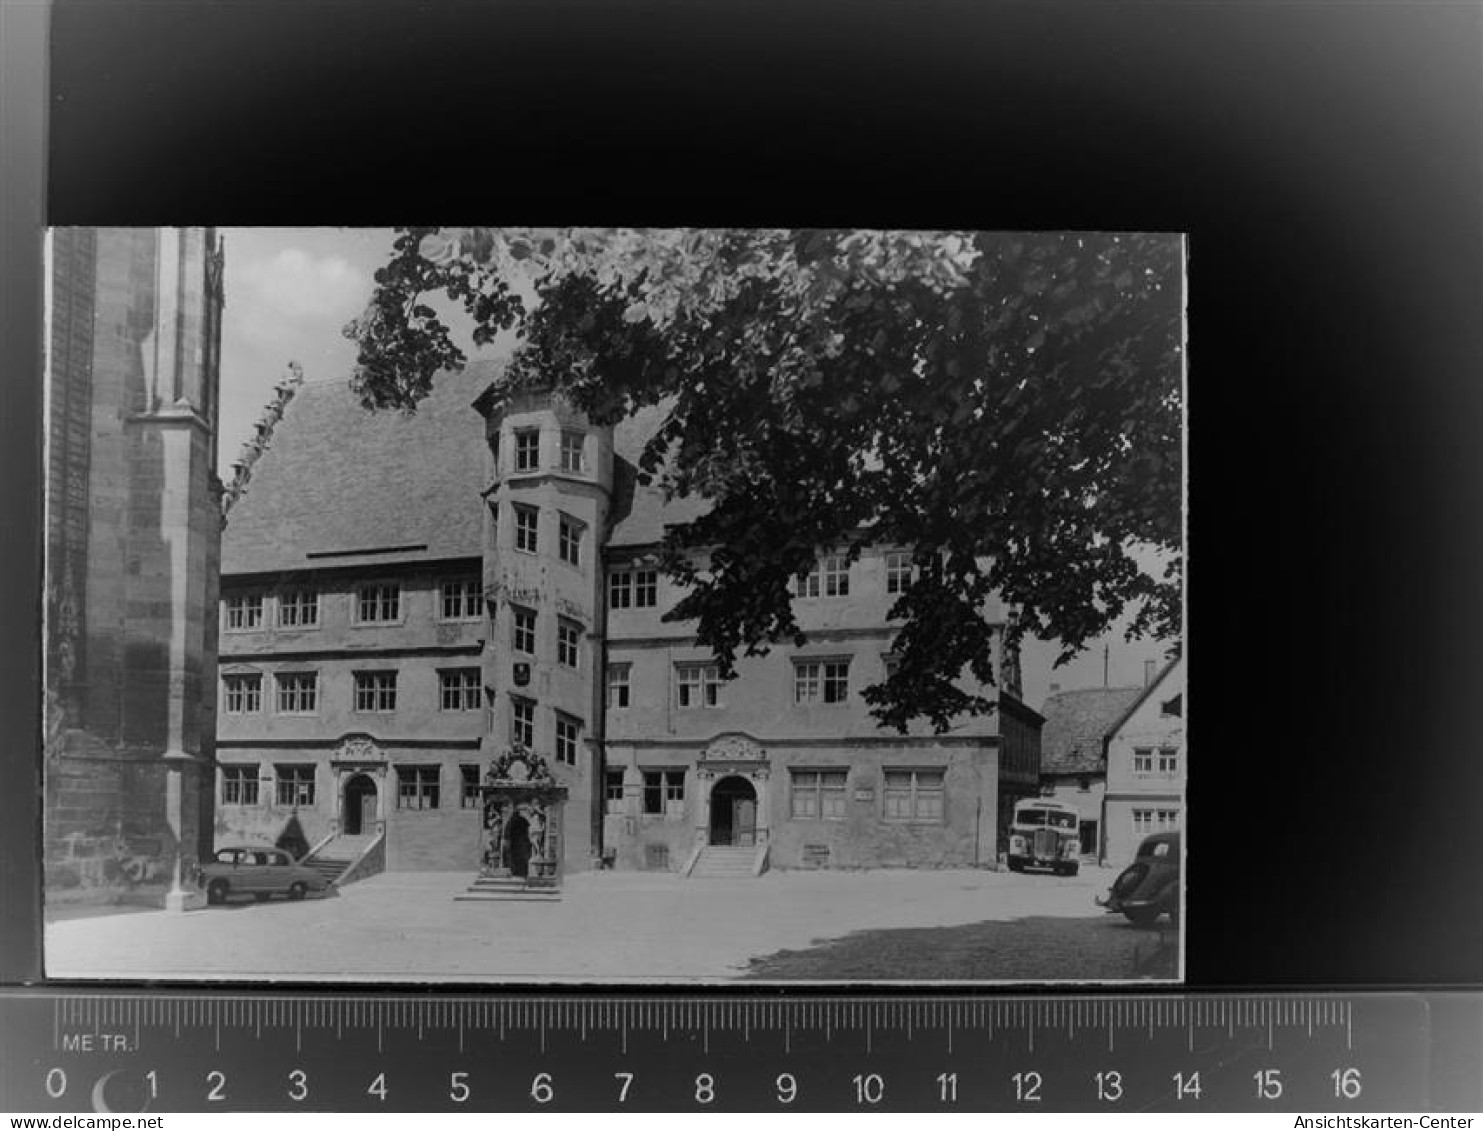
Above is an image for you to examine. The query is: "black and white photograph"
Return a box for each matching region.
[39,226,1185,983]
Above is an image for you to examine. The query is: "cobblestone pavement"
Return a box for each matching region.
[45,865,1177,983]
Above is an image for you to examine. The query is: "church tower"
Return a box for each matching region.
[45,227,226,903]
[474,382,614,875]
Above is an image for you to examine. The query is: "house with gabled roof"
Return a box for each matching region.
[1037,685,1143,862]
[1101,653,1186,865]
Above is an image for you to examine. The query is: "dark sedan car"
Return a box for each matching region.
[200,846,327,905]
[1097,831,1180,926]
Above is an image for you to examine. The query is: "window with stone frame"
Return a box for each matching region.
[354,583,401,624]
[608,568,658,610]
[558,513,583,567]
[793,659,850,705]
[555,712,581,766]
[882,768,945,822]
[274,671,318,714]
[605,663,631,709]
[510,696,535,747]
[353,670,398,712]
[439,668,481,711]
[560,430,584,473]
[675,663,722,708]
[795,555,849,598]
[222,672,262,715]
[1133,747,1154,774]
[604,769,626,814]
[277,589,320,628]
[512,606,536,654]
[514,505,539,553]
[224,593,264,631]
[460,764,481,808]
[642,770,686,817]
[790,769,848,820]
[395,765,440,810]
[274,764,316,807]
[221,764,260,805]
[514,427,540,472]
[557,617,581,668]
[885,551,913,595]
[440,578,483,621]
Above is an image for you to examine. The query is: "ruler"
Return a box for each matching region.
[0,990,1476,1112]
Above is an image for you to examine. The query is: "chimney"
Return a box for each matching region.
[1144,659,1157,686]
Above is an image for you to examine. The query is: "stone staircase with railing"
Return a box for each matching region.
[303,832,380,888]
[687,845,766,879]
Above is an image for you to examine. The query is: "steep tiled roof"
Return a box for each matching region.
[1039,686,1144,775]
[607,399,711,548]
[221,362,497,575]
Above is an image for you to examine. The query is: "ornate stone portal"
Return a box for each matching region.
[478,745,568,885]
[694,733,771,848]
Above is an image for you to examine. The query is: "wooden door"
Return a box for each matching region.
[735,799,756,848]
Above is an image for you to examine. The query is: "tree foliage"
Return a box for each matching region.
[345,228,1183,731]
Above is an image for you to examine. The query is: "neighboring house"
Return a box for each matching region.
[1101,654,1186,865]
[1037,685,1143,862]
[44,227,226,901]
[216,371,1044,875]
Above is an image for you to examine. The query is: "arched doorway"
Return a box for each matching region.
[506,814,533,877]
[709,776,758,847]
[343,774,377,835]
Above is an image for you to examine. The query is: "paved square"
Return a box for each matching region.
[45,866,1178,983]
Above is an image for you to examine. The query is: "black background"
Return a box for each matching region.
[7,0,1482,990]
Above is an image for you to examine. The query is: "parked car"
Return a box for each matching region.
[1097,830,1180,925]
[1006,798,1083,875]
[200,846,326,905]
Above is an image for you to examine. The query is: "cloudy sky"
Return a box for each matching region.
[216,228,1175,709]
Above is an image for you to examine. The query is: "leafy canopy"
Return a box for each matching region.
[346,228,1183,731]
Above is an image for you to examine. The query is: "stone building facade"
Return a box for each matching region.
[216,366,1043,874]
[44,227,225,901]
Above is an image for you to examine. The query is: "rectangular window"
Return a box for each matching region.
[794,659,850,705]
[274,764,316,808]
[1133,808,1154,838]
[885,551,913,595]
[277,590,319,628]
[512,606,536,654]
[604,769,626,814]
[222,672,262,715]
[221,764,260,806]
[642,770,686,816]
[794,563,821,598]
[1157,808,1181,830]
[354,583,400,624]
[560,430,584,473]
[676,663,722,708]
[395,765,440,810]
[558,514,582,567]
[557,618,581,668]
[1133,747,1154,774]
[791,769,848,820]
[555,712,581,766]
[353,670,398,713]
[883,769,945,822]
[822,554,850,596]
[275,672,318,714]
[439,668,481,711]
[514,505,539,553]
[514,428,540,471]
[224,594,263,631]
[440,578,483,621]
[511,696,535,748]
[1157,748,1179,775]
[461,764,481,809]
[609,569,658,610]
[606,663,631,709]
